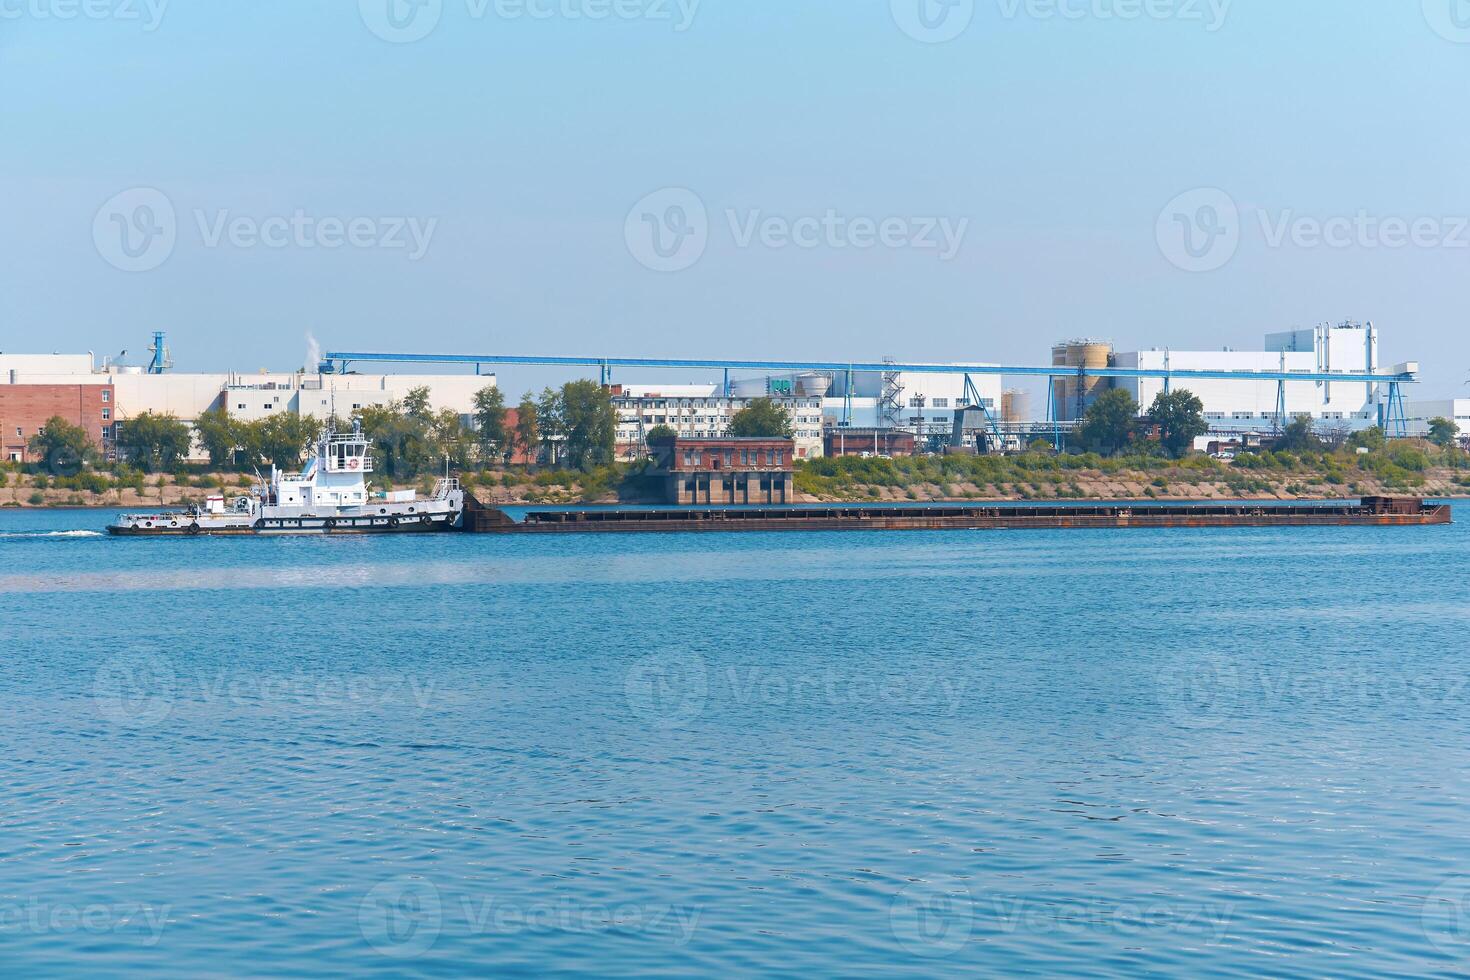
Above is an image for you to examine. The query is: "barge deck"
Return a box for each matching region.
[463,495,1450,534]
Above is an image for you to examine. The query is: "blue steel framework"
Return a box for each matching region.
[325,351,1417,444]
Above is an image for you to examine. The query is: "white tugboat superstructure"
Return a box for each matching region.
[108,424,464,536]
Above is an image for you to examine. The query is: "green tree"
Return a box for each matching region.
[473,386,509,463]
[194,407,241,469]
[1348,426,1386,452]
[645,424,677,444]
[1078,388,1138,456]
[28,416,95,475]
[116,412,192,471]
[254,413,319,469]
[536,387,564,465]
[559,379,616,471]
[402,386,433,423]
[514,394,540,464]
[1148,389,1208,458]
[728,397,793,438]
[356,401,433,479]
[1275,416,1323,453]
[432,408,474,471]
[1427,417,1459,449]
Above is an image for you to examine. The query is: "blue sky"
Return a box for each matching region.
[2,0,1468,397]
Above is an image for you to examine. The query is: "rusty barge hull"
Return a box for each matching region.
[464,496,1451,534]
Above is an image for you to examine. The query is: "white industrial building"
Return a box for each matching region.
[611,383,826,460]
[0,351,495,462]
[610,368,1004,460]
[828,368,1003,444]
[1406,399,1470,440]
[1113,322,1411,431]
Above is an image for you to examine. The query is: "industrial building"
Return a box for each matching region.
[0,339,495,463]
[647,435,795,505]
[610,367,1004,460]
[610,383,825,460]
[1047,323,1415,438]
[1406,399,1470,441]
[0,382,115,463]
[0,320,1437,469]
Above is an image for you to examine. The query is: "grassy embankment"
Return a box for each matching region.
[792,443,1470,503]
[4,444,1467,509]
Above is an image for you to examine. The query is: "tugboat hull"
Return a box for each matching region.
[107,511,461,536]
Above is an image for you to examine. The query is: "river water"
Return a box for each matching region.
[1,506,1467,977]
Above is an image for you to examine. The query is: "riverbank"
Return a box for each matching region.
[6,445,1468,508]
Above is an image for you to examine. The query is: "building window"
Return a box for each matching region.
[238,404,246,410]
[933,398,949,408]
[102,408,111,421]
[101,390,110,403]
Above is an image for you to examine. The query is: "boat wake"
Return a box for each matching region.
[0,530,104,539]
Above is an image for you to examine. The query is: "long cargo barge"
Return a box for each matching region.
[463,495,1450,534]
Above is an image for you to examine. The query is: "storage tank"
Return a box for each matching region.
[1001,389,1030,423]
[1051,344,1073,420]
[1051,340,1113,420]
[795,372,832,398]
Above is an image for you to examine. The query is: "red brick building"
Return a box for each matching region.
[0,384,115,462]
[649,435,795,505]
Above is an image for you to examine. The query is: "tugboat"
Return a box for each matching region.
[107,423,464,536]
